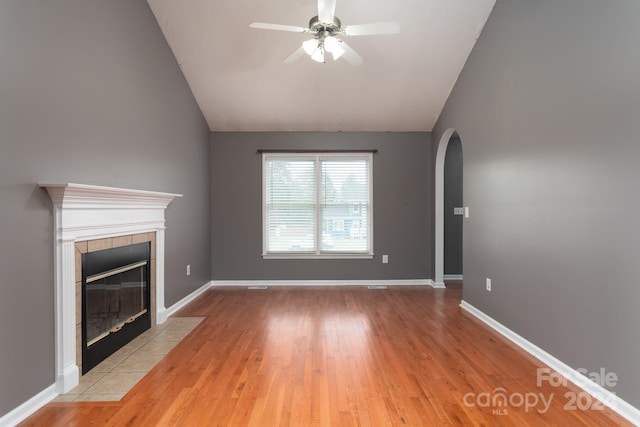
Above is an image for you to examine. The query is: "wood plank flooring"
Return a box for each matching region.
[21,286,631,426]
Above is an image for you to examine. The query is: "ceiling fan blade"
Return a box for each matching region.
[250,22,307,33]
[339,41,363,66]
[343,22,400,36]
[283,46,307,64]
[318,0,337,24]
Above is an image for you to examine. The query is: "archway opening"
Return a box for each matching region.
[434,129,463,288]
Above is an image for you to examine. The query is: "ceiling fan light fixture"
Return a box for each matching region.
[302,38,318,56]
[327,38,345,60]
[323,36,339,53]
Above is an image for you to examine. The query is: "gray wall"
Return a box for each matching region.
[444,138,463,275]
[211,132,432,281]
[0,0,210,417]
[433,0,640,407]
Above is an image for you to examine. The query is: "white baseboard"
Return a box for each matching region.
[460,300,640,426]
[431,280,446,289]
[211,279,439,288]
[162,280,213,321]
[443,274,463,280]
[0,384,57,427]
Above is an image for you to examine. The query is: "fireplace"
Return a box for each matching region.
[41,183,181,393]
[82,242,151,373]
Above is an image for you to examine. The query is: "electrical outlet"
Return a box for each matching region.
[186,264,191,276]
[486,278,492,291]
[382,255,389,264]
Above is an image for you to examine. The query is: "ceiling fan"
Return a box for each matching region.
[250,0,400,66]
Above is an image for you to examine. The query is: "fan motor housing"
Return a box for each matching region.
[309,15,342,34]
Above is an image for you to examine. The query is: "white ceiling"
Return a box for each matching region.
[147,0,495,132]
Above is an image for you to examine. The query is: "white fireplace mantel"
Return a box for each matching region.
[40,183,182,394]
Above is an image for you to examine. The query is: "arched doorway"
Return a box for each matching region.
[434,128,463,287]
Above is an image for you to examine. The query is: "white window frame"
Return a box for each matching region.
[262,152,374,259]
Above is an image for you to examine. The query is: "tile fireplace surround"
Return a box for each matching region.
[41,183,182,394]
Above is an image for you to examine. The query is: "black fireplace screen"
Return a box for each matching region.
[85,260,147,346]
[82,242,151,374]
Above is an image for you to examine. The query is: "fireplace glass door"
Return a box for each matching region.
[85,261,148,346]
[82,242,151,374]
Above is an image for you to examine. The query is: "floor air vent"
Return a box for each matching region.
[367,285,388,290]
[248,286,268,290]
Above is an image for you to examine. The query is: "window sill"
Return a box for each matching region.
[262,253,374,260]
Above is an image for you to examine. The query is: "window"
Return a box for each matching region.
[263,152,373,258]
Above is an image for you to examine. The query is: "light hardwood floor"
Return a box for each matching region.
[21,286,631,426]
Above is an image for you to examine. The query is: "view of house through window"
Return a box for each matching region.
[263,153,373,258]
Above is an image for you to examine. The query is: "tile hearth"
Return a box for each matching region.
[54,317,203,402]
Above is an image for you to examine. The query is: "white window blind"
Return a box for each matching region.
[263,153,373,258]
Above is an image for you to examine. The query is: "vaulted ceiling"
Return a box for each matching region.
[147,0,496,132]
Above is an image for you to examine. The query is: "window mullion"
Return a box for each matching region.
[315,155,321,255]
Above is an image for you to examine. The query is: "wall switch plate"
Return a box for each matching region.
[486,278,491,291]
[454,207,464,215]
[382,255,389,264]
[186,264,191,276]
[464,207,470,218]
